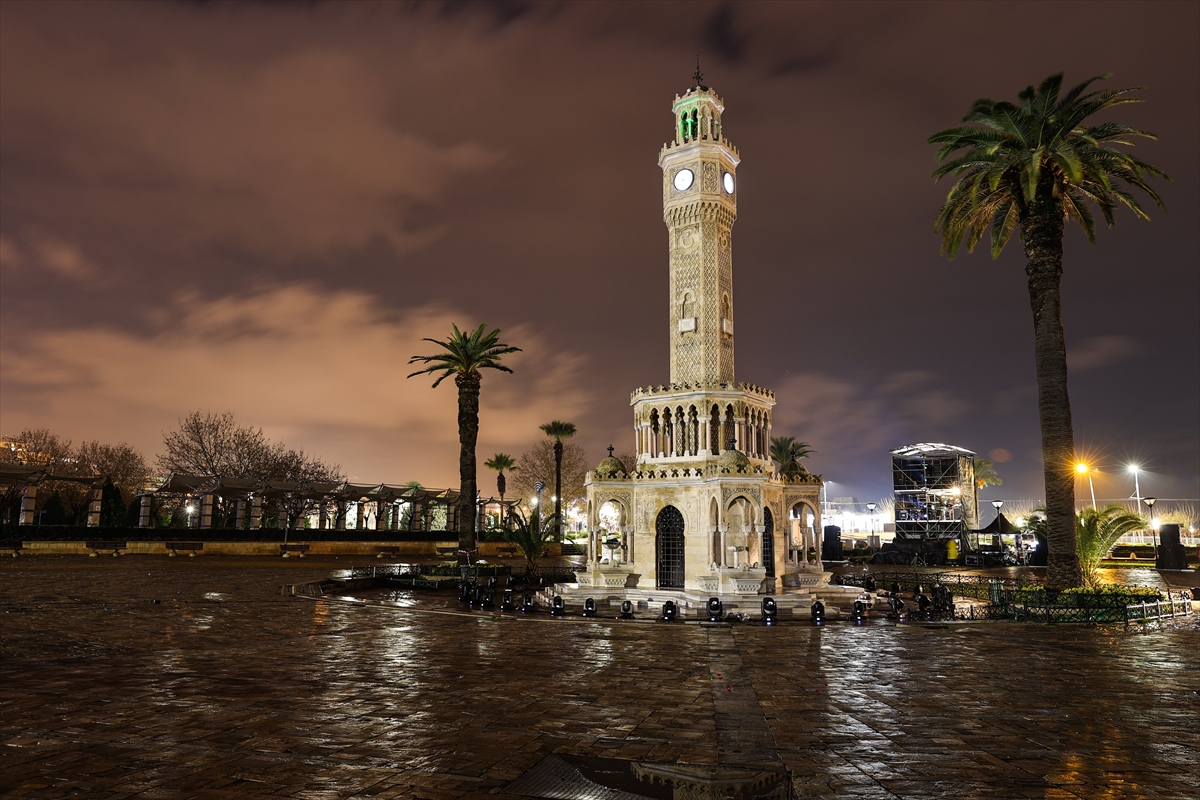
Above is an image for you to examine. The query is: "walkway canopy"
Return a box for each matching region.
[145,473,513,532]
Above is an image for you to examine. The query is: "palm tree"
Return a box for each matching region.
[539,420,576,541]
[484,453,516,504]
[974,459,1003,490]
[929,73,1167,588]
[1075,504,1146,587]
[493,505,559,578]
[409,324,520,559]
[484,453,516,529]
[770,436,814,477]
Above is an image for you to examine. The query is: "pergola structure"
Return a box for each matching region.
[2,464,105,526]
[142,473,514,533]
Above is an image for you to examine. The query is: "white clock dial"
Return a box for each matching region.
[673,168,694,191]
[723,172,735,194]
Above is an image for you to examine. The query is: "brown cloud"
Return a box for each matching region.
[1,286,591,485]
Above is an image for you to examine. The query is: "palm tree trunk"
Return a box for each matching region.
[455,371,482,560]
[553,440,563,542]
[1022,198,1084,589]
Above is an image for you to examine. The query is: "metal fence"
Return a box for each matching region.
[835,570,1044,601]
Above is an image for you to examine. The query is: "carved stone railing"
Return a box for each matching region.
[630,381,774,403]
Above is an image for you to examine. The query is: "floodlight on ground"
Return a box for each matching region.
[521,594,535,613]
[661,600,678,622]
[761,597,777,626]
[620,600,635,619]
[706,597,723,622]
[582,598,597,617]
[551,595,565,616]
[853,599,866,619]
[811,600,825,623]
[501,591,515,612]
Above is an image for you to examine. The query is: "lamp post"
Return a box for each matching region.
[1075,463,1097,510]
[1143,496,1158,558]
[1127,464,1143,543]
[866,502,876,535]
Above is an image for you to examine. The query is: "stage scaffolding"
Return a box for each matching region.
[890,442,979,540]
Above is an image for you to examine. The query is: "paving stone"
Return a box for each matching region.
[2,556,1197,798]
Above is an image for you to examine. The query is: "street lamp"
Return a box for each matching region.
[866,502,876,535]
[1075,463,1097,510]
[1143,496,1158,557]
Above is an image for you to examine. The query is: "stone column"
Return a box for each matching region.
[354,502,364,531]
[19,484,37,526]
[278,499,289,532]
[189,497,199,528]
[717,525,728,567]
[318,504,328,530]
[250,496,263,530]
[235,498,247,529]
[336,500,346,530]
[623,526,634,564]
[86,485,103,527]
[197,494,213,529]
[139,494,153,528]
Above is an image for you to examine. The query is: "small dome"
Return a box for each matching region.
[717,448,750,471]
[597,456,626,475]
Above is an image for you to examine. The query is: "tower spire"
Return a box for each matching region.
[693,56,703,87]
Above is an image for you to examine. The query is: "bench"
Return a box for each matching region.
[1,541,24,557]
[280,543,310,558]
[435,546,458,558]
[375,545,403,558]
[495,545,519,558]
[165,541,204,557]
[85,540,126,557]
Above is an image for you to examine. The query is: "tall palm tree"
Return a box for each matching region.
[484,452,516,528]
[770,436,814,477]
[409,324,520,558]
[929,73,1167,588]
[1076,504,1145,588]
[539,420,576,541]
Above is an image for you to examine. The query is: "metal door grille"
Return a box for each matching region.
[762,508,775,577]
[656,506,685,589]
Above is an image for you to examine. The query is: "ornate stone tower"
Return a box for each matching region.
[660,69,740,385]
[581,71,825,603]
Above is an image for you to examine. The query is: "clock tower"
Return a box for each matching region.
[581,71,826,603]
[659,69,740,385]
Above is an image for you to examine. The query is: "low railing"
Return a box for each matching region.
[836,570,1043,601]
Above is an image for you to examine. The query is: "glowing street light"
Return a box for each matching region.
[866,502,876,535]
[1075,463,1097,510]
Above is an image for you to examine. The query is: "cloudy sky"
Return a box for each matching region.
[2,1,1196,506]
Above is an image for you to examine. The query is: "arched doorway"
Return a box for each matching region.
[762,507,775,577]
[656,505,685,589]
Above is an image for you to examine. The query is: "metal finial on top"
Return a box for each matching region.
[693,56,703,86]
[607,444,615,458]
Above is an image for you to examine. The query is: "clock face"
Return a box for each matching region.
[723,172,735,194]
[673,168,694,191]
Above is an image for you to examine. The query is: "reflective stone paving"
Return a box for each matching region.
[1,556,1197,799]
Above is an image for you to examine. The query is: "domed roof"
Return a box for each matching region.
[596,446,627,475]
[596,456,626,475]
[717,448,750,471]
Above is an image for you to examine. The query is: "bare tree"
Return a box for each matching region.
[158,411,274,478]
[615,452,637,474]
[509,440,589,509]
[76,441,151,502]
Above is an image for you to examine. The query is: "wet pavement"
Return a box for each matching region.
[2,556,1197,799]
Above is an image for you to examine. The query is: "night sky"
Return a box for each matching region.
[2,1,1196,506]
